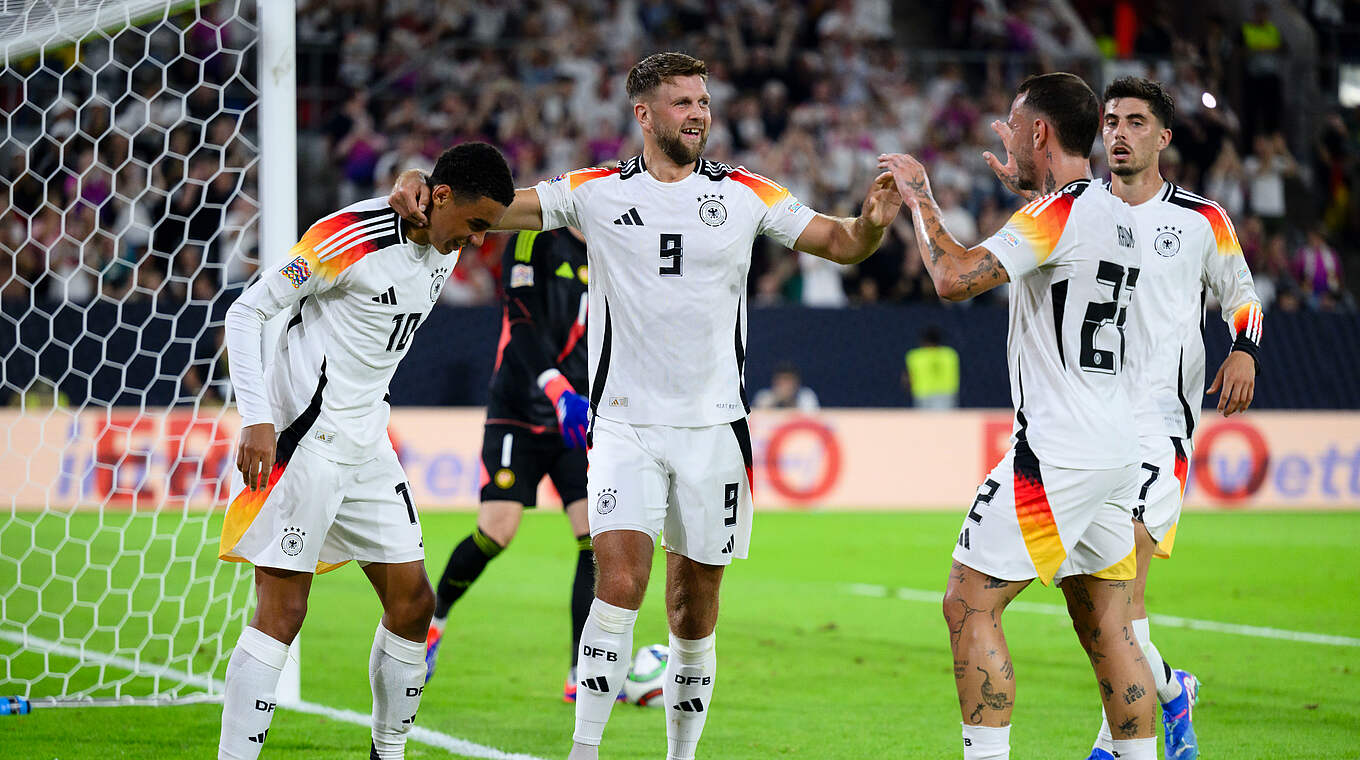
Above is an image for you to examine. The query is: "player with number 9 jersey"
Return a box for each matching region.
[534,155,814,430]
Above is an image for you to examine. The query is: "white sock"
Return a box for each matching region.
[1111,736,1157,759]
[1093,707,1115,752]
[961,723,1010,760]
[369,624,427,760]
[218,626,288,760]
[1132,617,1181,703]
[572,598,637,746]
[664,632,717,760]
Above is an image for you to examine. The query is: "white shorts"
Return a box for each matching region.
[219,441,425,574]
[586,416,754,566]
[1134,435,1191,558]
[952,441,1140,586]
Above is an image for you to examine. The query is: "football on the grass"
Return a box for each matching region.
[622,644,669,706]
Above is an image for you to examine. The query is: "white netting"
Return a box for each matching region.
[1,0,261,705]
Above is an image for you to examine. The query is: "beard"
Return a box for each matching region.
[1110,151,1153,177]
[1015,145,1039,192]
[655,122,707,166]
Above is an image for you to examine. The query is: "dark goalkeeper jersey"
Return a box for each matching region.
[486,228,589,432]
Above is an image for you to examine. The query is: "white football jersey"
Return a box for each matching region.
[535,155,816,426]
[1122,182,1262,439]
[979,180,1142,469]
[227,197,455,464]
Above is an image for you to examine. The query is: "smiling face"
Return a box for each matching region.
[638,74,711,166]
[424,187,508,255]
[1103,97,1170,178]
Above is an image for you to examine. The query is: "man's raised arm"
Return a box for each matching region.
[389,169,544,231]
[879,153,1010,301]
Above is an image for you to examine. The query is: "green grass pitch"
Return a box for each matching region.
[3,510,1358,759]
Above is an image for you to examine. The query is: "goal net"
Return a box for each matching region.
[1,0,265,707]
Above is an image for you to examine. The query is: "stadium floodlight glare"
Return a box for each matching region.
[1,0,295,710]
[1201,91,1218,110]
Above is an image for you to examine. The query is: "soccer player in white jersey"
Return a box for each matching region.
[1074,76,1260,760]
[216,143,513,760]
[392,51,900,760]
[879,73,1158,760]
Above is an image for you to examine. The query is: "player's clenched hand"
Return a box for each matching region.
[1207,350,1256,417]
[876,153,932,208]
[389,169,431,228]
[554,390,590,449]
[982,120,1038,202]
[237,423,276,491]
[860,171,903,228]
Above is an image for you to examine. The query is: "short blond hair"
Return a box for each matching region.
[626,52,708,103]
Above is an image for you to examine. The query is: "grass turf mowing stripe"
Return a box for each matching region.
[845,584,1360,647]
[0,628,552,760]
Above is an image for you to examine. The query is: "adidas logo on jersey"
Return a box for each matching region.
[612,208,644,226]
[371,286,397,305]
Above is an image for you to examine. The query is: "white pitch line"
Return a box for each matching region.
[844,584,1360,648]
[0,629,551,760]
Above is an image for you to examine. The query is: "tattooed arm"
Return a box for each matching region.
[795,172,902,265]
[878,153,1010,301]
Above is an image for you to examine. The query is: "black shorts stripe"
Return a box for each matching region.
[275,358,328,466]
[728,417,754,472]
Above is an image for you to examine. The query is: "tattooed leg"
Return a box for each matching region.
[943,561,1029,727]
[1062,574,1155,739]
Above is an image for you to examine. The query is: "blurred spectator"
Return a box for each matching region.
[3,0,1359,318]
[904,325,960,409]
[1240,2,1285,144]
[1294,227,1345,307]
[754,362,820,412]
[1244,133,1297,234]
[1204,142,1247,219]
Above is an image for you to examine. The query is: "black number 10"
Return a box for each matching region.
[385,313,421,352]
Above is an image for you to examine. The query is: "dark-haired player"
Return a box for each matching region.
[880,72,1157,760]
[424,226,594,704]
[1079,76,1259,760]
[393,51,900,760]
[217,142,513,760]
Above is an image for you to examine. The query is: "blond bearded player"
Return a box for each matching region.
[880,73,1158,760]
[218,144,512,760]
[392,52,901,760]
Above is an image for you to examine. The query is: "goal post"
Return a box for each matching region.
[0,0,296,709]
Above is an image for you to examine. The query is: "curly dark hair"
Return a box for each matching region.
[1102,76,1176,129]
[626,52,708,103]
[428,142,514,207]
[1016,72,1100,159]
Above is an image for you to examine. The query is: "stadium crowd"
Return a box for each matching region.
[2,0,1358,314]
